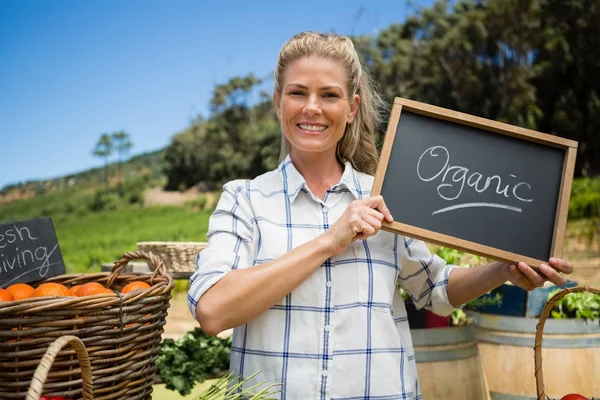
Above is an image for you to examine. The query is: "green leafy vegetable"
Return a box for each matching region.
[157,328,232,396]
[548,290,600,320]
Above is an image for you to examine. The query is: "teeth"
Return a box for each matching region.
[299,124,326,131]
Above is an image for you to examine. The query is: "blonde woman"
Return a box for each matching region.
[188,31,573,399]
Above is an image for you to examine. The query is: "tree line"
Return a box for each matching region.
[163,0,600,191]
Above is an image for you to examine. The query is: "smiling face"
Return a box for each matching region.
[274,56,360,160]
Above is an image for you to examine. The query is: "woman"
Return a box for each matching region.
[188,31,573,399]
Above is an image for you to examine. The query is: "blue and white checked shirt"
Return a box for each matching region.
[188,155,458,400]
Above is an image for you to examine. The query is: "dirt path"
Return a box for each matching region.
[144,188,199,206]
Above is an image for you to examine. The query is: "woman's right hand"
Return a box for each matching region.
[323,195,393,256]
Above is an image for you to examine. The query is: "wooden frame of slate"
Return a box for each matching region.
[372,97,578,267]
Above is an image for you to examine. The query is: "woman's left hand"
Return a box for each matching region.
[506,258,574,291]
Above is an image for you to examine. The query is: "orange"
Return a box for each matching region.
[82,287,113,296]
[70,284,83,296]
[6,283,35,300]
[121,281,151,294]
[0,288,14,302]
[75,282,106,297]
[31,283,73,298]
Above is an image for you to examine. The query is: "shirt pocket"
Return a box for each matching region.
[352,243,399,313]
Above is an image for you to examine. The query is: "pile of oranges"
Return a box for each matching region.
[0,281,151,302]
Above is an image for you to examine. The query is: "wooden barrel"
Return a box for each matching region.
[412,326,490,400]
[469,311,600,399]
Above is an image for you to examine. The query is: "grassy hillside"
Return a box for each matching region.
[54,206,211,273]
[0,148,214,273]
[0,149,165,200]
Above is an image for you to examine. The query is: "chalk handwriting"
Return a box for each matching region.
[0,223,57,288]
[417,146,533,215]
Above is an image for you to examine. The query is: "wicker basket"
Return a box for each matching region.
[26,335,93,400]
[534,285,600,400]
[136,241,207,274]
[0,251,174,400]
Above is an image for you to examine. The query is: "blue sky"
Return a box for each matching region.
[0,0,436,189]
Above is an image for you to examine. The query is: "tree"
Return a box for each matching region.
[92,133,113,186]
[111,130,133,181]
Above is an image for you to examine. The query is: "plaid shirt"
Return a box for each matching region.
[188,155,458,400]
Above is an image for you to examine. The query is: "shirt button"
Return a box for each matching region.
[324,325,331,332]
[322,205,329,213]
[326,281,333,288]
[322,370,329,377]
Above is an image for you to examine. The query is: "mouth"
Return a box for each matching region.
[297,123,328,133]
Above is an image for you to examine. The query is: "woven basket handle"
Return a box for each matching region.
[106,250,167,288]
[535,285,600,399]
[25,335,93,400]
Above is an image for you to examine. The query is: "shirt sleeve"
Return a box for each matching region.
[187,180,255,318]
[396,236,460,316]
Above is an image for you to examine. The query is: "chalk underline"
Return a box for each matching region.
[0,262,65,288]
[432,202,523,215]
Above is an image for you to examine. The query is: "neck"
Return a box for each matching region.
[290,150,344,199]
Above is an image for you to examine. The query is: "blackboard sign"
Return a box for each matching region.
[0,217,66,288]
[373,98,578,267]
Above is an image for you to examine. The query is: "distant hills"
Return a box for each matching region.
[0,149,166,204]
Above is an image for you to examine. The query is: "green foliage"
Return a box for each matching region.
[436,246,482,267]
[112,130,134,180]
[163,74,280,192]
[436,246,464,265]
[451,293,503,326]
[353,0,600,177]
[548,290,600,320]
[568,177,600,219]
[435,246,502,326]
[157,328,232,396]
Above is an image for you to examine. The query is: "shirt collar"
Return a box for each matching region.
[278,154,363,202]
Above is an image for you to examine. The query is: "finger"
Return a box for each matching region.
[539,263,567,287]
[353,221,376,239]
[362,206,384,222]
[517,262,545,287]
[376,197,393,222]
[363,196,393,222]
[359,211,383,232]
[509,264,536,291]
[549,258,574,274]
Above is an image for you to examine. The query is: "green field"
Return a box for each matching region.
[53,206,212,273]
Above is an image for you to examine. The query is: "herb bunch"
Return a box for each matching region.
[157,328,232,396]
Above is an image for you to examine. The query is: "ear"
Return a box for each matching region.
[273,92,282,120]
[347,93,360,124]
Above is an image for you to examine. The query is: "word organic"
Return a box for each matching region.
[0,221,61,287]
[417,146,533,215]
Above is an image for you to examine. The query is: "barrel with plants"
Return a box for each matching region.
[471,285,600,399]
[0,251,174,400]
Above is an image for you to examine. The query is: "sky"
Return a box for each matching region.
[0,0,437,189]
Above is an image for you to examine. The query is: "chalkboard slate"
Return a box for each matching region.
[0,217,66,288]
[373,98,578,266]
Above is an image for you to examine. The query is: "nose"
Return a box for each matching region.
[303,94,321,115]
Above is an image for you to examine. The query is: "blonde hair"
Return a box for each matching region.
[274,31,386,175]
